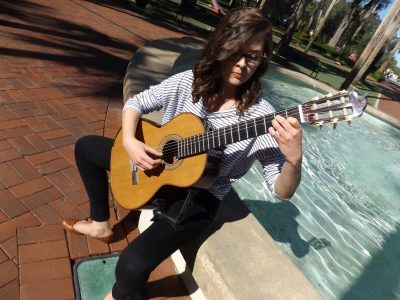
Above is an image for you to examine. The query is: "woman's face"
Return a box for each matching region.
[220,32,265,91]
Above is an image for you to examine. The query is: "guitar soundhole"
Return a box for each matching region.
[162,139,178,165]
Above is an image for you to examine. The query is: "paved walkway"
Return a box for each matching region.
[0,0,194,299]
[373,80,400,120]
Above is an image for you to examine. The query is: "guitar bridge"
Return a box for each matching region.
[130,160,138,185]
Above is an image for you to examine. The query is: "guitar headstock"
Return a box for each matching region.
[301,91,367,128]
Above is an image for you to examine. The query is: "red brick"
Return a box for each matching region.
[36,157,70,175]
[78,201,91,216]
[8,158,41,181]
[32,204,63,225]
[0,259,18,287]
[0,140,12,151]
[9,177,52,199]
[61,166,84,189]
[2,126,34,138]
[19,257,72,285]
[0,162,24,188]
[0,148,22,163]
[19,240,69,264]
[0,279,19,300]
[56,145,75,165]
[20,278,74,300]
[50,198,87,220]
[0,212,40,242]
[20,187,62,209]
[0,189,28,218]
[66,231,89,260]
[0,248,8,263]
[64,188,88,206]
[1,236,17,260]
[87,235,110,256]
[8,136,37,155]
[0,210,7,224]
[46,171,80,195]
[7,102,36,112]
[38,128,71,141]
[24,134,52,152]
[26,149,61,166]
[18,224,65,245]
[109,222,129,253]
[47,135,76,148]
[0,106,17,120]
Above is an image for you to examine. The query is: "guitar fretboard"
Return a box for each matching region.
[177,105,302,159]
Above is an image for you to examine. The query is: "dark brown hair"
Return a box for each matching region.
[192,7,273,112]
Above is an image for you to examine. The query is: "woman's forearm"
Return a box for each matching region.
[273,159,302,200]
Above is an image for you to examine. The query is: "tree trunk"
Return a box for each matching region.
[328,1,361,47]
[274,0,311,54]
[259,0,268,9]
[305,0,339,53]
[378,39,400,72]
[340,0,400,90]
[305,0,325,33]
[351,1,378,40]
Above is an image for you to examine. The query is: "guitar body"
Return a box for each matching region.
[110,113,208,209]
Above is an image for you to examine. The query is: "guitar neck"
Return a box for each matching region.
[177,105,302,159]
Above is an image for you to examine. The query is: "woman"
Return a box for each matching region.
[63,7,302,300]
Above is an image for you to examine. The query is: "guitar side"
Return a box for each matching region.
[110,113,208,209]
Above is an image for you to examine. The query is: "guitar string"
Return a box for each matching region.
[157,106,330,158]
[156,99,349,157]
[158,109,305,157]
[132,94,351,159]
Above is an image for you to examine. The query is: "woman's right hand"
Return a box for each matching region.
[123,137,162,171]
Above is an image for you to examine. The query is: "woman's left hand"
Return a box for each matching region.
[269,115,302,167]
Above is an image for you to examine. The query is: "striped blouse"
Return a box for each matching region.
[124,70,284,200]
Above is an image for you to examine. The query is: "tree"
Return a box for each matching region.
[304,0,326,33]
[340,0,400,90]
[305,0,340,53]
[327,0,362,47]
[274,0,312,54]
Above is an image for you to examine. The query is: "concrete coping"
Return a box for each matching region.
[123,37,325,300]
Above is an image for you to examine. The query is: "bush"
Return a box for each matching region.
[371,70,384,82]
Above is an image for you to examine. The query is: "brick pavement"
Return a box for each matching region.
[373,80,400,120]
[0,0,193,299]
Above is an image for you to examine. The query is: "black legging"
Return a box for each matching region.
[74,135,220,299]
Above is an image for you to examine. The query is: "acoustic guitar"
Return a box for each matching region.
[110,91,367,209]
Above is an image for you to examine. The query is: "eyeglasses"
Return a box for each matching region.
[228,52,265,67]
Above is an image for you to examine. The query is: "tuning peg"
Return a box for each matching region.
[345,117,352,125]
[316,121,324,129]
[332,122,337,130]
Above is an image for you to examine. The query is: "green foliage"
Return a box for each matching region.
[371,70,384,82]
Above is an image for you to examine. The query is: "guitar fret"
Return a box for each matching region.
[254,119,257,136]
[263,116,267,133]
[230,125,234,143]
[223,127,226,145]
[245,121,249,139]
[237,123,240,140]
[217,128,221,146]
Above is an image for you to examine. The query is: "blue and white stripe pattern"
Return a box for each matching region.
[124,70,284,200]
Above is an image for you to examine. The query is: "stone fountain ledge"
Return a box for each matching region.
[123,37,323,300]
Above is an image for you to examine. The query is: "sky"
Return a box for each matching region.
[378,0,400,67]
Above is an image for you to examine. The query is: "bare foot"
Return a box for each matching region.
[73,220,113,238]
[104,291,114,300]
